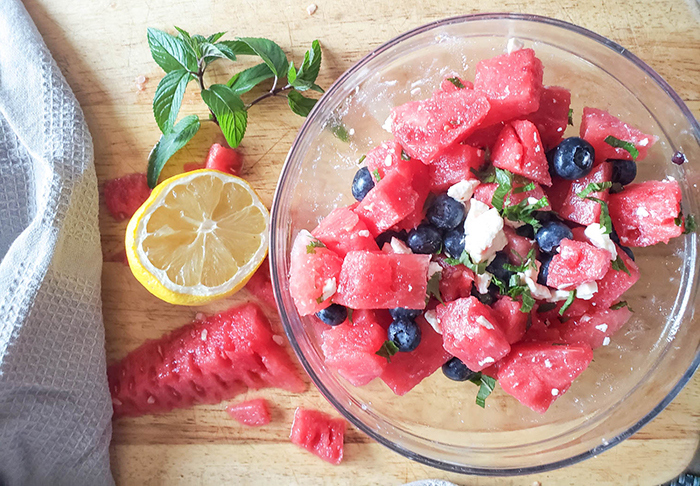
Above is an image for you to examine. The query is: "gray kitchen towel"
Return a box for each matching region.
[0,0,114,484]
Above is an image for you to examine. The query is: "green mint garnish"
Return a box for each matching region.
[469,373,497,408]
[577,182,613,199]
[425,271,443,305]
[375,340,399,363]
[306,238,326,254]
[504,248,537,274]
[610,301,631,311]
[401,149,411,161]
[358,154,366,164]
[611,255,631,276]
[446,77,466,89]
[604,135,639,161]
[512,182,536,194]
[568,108,574,126]
[502,196,549,232]
[491,168,513,212]
[585,197,613,234]
[347,308,354,324]
[683,214,697,234]
[372,169,381,182]
[559,290,577,315]
[470,165,496,183]
[445,250,488,274]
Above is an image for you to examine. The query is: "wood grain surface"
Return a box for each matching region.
[23,0,700,484]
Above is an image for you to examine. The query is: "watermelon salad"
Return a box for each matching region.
[289,47,693,414]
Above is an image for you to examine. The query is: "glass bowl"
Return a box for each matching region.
[270,13,700,475]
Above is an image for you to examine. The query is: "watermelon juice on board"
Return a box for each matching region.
[288,45,692,414]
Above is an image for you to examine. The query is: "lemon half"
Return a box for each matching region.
[125,169,269,305]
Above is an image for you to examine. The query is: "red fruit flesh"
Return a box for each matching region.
[580,107,657,163]
[108,303,306,417]
[428,143,484,193]
[522,308,562,343]
[244,258,276,309]
[546,239,612,290]
[558,306,632,349]
[492,296,528,344]
[503,226,536,265]
[439,76,474,93]
[546,162,613,226]
[353,168,419,235]
[312,205,379,257]
[290,408,346,465]
[525,86,571,150]
[588,248,640,309]
[436,256,475,302]
[365,140,405,180]
[492,121,551,186]
[103,173,151,221]
[226,398,271,426]
[205,143,242,175]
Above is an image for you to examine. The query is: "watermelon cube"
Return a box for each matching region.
[492,120,552,186]
[473,181,550,211]
[436,296,511,371]
[558,306,633,349]
[289,230,344,316]
[380,316,453,395]
[547,239,612,290]
[503,226,536,265]
[580,107,657,163]
[226,398,271,426]
[492,296,528,344]
[588,248,640,309]
[312,205,379,257]
[608,180,683,247]
[321,309,390,386]
[428,143,484,192]
[497,342,593,413]
[103,173,151,221]
[474,48,544,126]
[546,162,613,226]
[439,76,474,93]
[290,408,346,465]
[244,258,276,309]
[353,168,419,235]
[334,251,431,309]
[394,158,432,231]
[390,88,490,163]
[522,308,562,342]
[365,140,405,180]
[435,256,475,302]
[205,143,242,175]
[525,86,571,150]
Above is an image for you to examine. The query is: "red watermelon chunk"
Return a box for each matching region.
[334,251,431,309]
[365,140,404,180]
[226,398,271,426]
[546,162,613,226]
[439,76,474,93]
[108,303,306,417]
[436,297,511,371]
[492,120,551,186]
[205,143,242,175]
[435,256,475,302]
[290,407,346,465]
[547,239,612,290]
[525,86,571,150]
[522,308,562,342]
[474,181,550,211]
[321,309,390,386]
[353,168,419,235]
[580,107,657,162]
[380,316,453,395]
[312,206,379,257]
[497,342,593,413]
[558,306,633,349]
[428,143,484,192]
[244,258,276,309]
[463,122,505,150]
[589,248,640,309]
[608,180,683,247]
[395,158,432,231]
[503,226,536,265]
[103,173,152,221]
[492,296,528,344]
[289,230,343,316]
[474,48,544,126]
[390,88,490,163]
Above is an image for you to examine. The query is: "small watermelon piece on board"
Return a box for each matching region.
[608,180,683,247]
[525,86,572,150]
[290,408,346,465]
[435,256,475,302]
[546,162,613,226]
[580,107,658,163]
[226,398,271,426]
[108,303,306,417]
[334,251,431,310]
[205,143,242,175]
[321,309,390,386]
[428,143,484,192]
[588,248,640,309]
[492,296,528,344]
[244,258,276,309]
[497,342,593,414]
[380,316,453,395]
[289,230,343,316]
[353,168,419,235]
[103,173,152,221]
[491,120,552,186]
[558,306,633,349]
[474,48,544,127]
[312,206,379,257]
[436,296,511,371]
[546,239,612,290]
[390,88,491,163]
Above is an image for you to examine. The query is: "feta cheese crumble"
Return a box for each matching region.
[321,277,337,301]
[447,179,480,204]
[427,261,442,280]
[547,289,572,302]
[476,315,495,330]
[475,271,493,294]
[519,266,552,300]
[463,199,508,263]
[390,237,412,254]
[575,281,598,300]
[602,336,611,346]
[584,223,617,260]
[424,309,441,334]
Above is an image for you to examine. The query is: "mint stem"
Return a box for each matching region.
[246,82,292,109]
[196,59,218,125]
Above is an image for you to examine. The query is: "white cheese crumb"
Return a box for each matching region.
[576,281,598,300]
[602,336,611,346]
[520,266,551,300]
[476,315,495,330]
[475,271,493,294]
[358,229,370,237]
[447,179,480,204]
[306,3,317,15]
[382,113,394,133]
[384,154,393,167]
[479,356,495,366]
[463,199,508,263]
[506,37,524,54]
[551,388,559,396]
[272,335,285,345]
[390,237,412,255]
[584,223,617,260]
[547,290,571,302]
[201,329,208,341]
[427,261,442,280]
[544,359,552,368]
[147,396,156,404]
[638,138,648,146]
[321,277,337,301]
[595,324,608,332]
[424,309,441,334]
[348,128,355,136]
[637,207,650,218]
[527,196,539,205]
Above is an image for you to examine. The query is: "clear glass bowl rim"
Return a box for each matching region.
[270,12,700,475]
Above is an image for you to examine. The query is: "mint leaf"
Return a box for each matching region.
[426,271,443,305]
[448,250,488,274]
[358,155,366,164]
[215,40,257,60]
[611,255,631,276]
[559,290,576,316]
[207,32,226,43]
[519,290,536,313]
[147,28,198,73]
[446,77,466,89]
[227,63,275,95]
[492,168,513,211]
[610,301,631,311]
[347,308,354,324]
[306,238,326,254]
[153,69,193,134]
[372,169,381,182]
[577,181,613,199]
[604,135,639,161]
[469,373,496,408]
[201,84,248,148]
[291,40,323,92]
[470,165,496,183]
[287,61,297,84]
[147,115,201,188]
[512,182,536,194]
[236,37,289,77]
[401,150,411,161]
[173,26,202,57]
[376,340,399,363]
[502,196,549,232]
[568,108,574,126]
[287,90,318,117]
[586,197,612,234]
[683,214,697,234]
[328,120,350,142]
[504,248,536,274]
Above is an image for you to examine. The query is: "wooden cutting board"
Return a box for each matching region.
[23,0,700,483]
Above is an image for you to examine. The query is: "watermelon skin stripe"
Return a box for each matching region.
[107,303,305,417]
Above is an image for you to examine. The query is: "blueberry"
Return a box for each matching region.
[427,194,465,230]
[388,318,422,352]
[442,357,477,381]
[375,229,408,248]
[351,167,375,201]
[536,220,573,253]
[471,283,497,306]
[443,228,465,258]
[515,224,536,240]
[486,252,514,283]
[537,253,552,285]
[609,159,637,186]
[620,245,635,261]
[407,224,442,254]
[389,308,421,320]
[315,304,348,326]
[550,137,595,180]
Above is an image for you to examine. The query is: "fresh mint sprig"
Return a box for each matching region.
[146,28,325,188]
[469,373,497,408]
[604,135,639,161]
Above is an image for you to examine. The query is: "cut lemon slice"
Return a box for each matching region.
[125,169,269,305]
